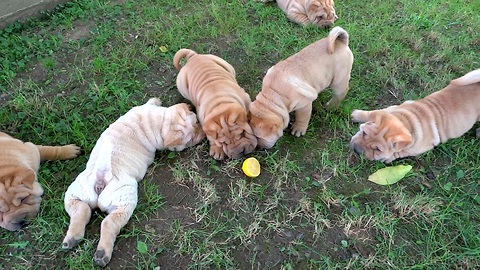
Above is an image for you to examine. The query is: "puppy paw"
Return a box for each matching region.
[209,145,225,160]
[351,110,369,123]
[326,98,341,109]
[61,236,79,249]
[94,249,111,267]
[291,123,307,137]
[147,97,162,106]
[64,144,81,159]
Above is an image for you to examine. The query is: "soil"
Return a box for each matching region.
[0,4,390,270]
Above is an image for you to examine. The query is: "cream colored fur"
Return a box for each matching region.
[277,0,337,27]
[249,26,353,148]
[61,98,204,267]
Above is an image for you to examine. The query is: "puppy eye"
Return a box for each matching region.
[374,146,381,152]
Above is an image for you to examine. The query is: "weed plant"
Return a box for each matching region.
[0,0,479,269]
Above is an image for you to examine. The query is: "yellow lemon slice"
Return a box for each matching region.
[242,157,261,177]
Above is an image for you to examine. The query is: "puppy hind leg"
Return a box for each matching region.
[94,205,135,267]
[291,103,313,137]
[62,199,92,249]
[326,80,349,109]
[37,145,81,161]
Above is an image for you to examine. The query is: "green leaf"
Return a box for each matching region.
[7,241,29,248]
[368,165,412,185]
[443,182,453,191]
[137,241,148,254]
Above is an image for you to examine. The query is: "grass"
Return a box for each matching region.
[0,0,479,269]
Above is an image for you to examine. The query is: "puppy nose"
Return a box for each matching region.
[352,144,362,155]
[10,220,28,231]
[18,220,28,229]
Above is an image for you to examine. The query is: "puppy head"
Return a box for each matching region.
[307,0,337,28]
[164,103,205,151]
[249,104,283,149]
[0,167,43,231]
[350,110,413,162]
[204,105,258,159]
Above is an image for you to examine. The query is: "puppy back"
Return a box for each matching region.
[327,26,349,54]
[173,48,197,70]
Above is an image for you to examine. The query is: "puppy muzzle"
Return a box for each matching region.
[3,219,29,231]
[350,143,363,155]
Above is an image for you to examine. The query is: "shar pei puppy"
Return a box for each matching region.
[0,132,79,231]
[174,48,258,160]
[249,26,353,149]
[61,98,205,267]
[350,69,480,163]
[277,0,337,28]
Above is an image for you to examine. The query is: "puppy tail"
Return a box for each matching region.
[173,48,197,70]
[94,139,113,185]
[450,69,480,86]
[327,26,349,54]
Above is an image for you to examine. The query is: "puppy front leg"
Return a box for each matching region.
[291,103,312,137]
[209,142,225,160]
[62,199,92,249]
[94,204,135,267]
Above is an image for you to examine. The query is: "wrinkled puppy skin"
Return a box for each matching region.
[62,98,205,267]
[174,48,257,160]
[0,132,79,231]
[350,69,480,163]
[277,0,337,28]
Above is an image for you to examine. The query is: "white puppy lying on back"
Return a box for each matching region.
[61,98,205,267]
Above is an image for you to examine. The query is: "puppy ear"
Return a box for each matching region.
[173,103,194,120]
[388,133,412,151]
[385,115,412,151]
[11,168,36,189]
[351,110,372,123]
[240,123,258,154]
[164,136,183,148]
[204,118,220,140]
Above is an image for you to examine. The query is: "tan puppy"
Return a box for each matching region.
[0,132,79,231]
[174,48,257,160]
[350,69,480,163]
[62,98,205,267]
[277,0,337,28]
[249,26,353,148]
